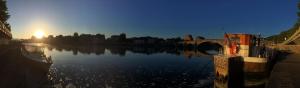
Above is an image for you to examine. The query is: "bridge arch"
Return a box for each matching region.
[197,41,223,51]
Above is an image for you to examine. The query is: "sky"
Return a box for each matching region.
[6,0,299,39]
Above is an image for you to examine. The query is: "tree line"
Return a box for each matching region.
[266,2,300,44]
[29,32,186,47]
[0,0,11,31]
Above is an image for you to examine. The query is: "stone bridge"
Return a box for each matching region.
[182,39,224,47]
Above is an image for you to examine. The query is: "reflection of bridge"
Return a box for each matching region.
[183,39,224,46]
[0,21,12,39]
[281,27,300,45]
[183,50,210,58]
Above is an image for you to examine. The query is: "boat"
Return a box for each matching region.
[213,33,275,88]
[21,43,52,66]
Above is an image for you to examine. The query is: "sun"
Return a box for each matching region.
[34,30,45,39]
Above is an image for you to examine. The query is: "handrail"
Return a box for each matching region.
[281,27,300,45]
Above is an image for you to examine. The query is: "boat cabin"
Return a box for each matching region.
[223,33,265,57]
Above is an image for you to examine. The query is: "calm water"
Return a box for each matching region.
[0,43,269,88]
[43,44,215,88]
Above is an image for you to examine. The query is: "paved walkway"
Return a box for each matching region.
[267,53,300,88]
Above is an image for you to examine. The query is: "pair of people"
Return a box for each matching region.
[229,41,240,55]
[259,44,266,58]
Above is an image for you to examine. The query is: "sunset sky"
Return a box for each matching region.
[6,0,298,39]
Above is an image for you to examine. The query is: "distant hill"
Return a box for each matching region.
[266,2,300,44]
[266,24,298,43]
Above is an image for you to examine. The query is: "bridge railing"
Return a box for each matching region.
[0,21,12,39]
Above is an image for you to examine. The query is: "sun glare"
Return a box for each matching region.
[34,30,45,39]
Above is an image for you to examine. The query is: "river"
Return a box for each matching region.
[0,43,269,88]
[43,44,215,88]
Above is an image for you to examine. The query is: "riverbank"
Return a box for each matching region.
[267,51,300,88]
[272,45,300,54]
[0,43,50,88]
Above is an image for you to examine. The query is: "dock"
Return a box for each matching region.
[267,45,300,88]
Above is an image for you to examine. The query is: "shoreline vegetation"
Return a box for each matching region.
[23,32,211,47]
[266,2,300,44]
[27,33,183,47]
[22,32,222,53]
[44,44,213,57]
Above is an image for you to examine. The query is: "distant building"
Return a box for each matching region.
[166,37,182,45]
[78,34,93,44]
[120,33,126,40]
[110,35,121,41]
[48,35,54,39]
[108,33,127,42]
[148,38,157,44]
[183,35,205,45]
[130,37,163,45]
[133,39,145,45]
[184,34,193,41]
[94,34,105,44]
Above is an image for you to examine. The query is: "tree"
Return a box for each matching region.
[267,1,300,43]
[120,33,126,40]
[0,0,10,31]
[95,33,105,40]
[73,32,79,37]
[48,35,54,39]
[31,36,36,40]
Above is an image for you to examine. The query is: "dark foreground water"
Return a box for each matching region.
[0,43,269,88]
[44,44,215,88]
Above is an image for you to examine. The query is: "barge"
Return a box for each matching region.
[214,33,276,88]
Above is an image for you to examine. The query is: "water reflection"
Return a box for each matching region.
[213,56,269,88]
[45,44,211,57]
[0,43,271,88]
[43,44,216,88]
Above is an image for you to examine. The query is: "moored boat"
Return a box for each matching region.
[21,43,52,71]
[213,33,275,88]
